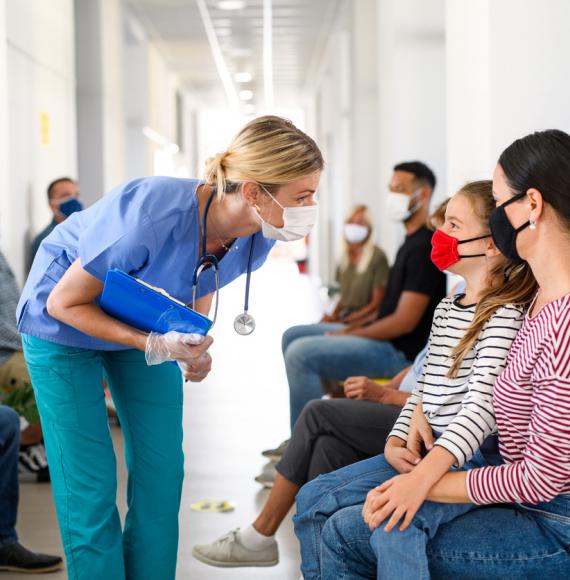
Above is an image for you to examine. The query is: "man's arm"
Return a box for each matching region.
[346,291,431,341]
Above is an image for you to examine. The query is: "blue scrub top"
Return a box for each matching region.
[17,177,275,350]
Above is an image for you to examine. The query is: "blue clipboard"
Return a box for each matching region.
[100,269,212,336]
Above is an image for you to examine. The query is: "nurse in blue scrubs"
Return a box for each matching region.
[17,116,323,580]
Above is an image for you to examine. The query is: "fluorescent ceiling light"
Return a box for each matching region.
[218,1,246,10]
[244,104,256,115]
[234,72,253,83]
[239,89,254,100]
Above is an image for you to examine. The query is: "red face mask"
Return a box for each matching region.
[431,229,490,271]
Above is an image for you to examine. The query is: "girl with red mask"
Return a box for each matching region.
[294,179,537,580]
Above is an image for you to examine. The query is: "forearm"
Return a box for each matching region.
[349,314,404,340]
[411,446,456,488]
[382,389,410,407]
[50,302,148,350]
[426,471,470,503]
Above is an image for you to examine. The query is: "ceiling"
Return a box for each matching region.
[124,0,341,112]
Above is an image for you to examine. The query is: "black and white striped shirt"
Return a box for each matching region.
[389,296,525,467]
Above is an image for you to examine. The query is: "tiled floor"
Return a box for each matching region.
[9,257,322,579]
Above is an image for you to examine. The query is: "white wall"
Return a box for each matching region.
[2,0,76,283]
[375,0,446,261]
[446,0,570,193]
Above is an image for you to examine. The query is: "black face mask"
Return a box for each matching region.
[489,192,530,262]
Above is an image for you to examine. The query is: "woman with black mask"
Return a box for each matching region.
[315,129,570,579]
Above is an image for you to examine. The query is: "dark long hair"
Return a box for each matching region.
[498,129,570,231]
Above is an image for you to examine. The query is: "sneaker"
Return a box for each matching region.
[261,439,289,461]
[192,529,278,568]
[0,542,63,573]
[19,443,50,483]
[254,463,277,489]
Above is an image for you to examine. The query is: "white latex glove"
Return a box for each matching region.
[178,352,212,382]
[145,332,214,382]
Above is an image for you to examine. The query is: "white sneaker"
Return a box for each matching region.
[192,529,279,568]
[261,439,290,461]
[254,463,277,488]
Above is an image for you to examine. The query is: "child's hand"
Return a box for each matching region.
[362,473,431,532]
[407,404,434,457]
[384,437,421,473]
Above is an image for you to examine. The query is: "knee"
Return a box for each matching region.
[298,399,326,428]
[282,325,301,353]
[284,338,316,372]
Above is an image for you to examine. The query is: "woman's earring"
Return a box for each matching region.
[529,219,537,231]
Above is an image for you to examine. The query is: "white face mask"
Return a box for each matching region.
[386,189,422,222]
[344,223,369,244]
[257,186,318,242]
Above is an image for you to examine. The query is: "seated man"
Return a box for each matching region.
[0,251,49,482]
[30,177,82,267]
[282,161,446,432]
[192,348,426,568]
[0,405,62,572]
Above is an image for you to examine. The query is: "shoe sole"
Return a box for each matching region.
[192,548,278,568]
[261,452,283,461]
[0,563,63,573]
[254,478,274,489]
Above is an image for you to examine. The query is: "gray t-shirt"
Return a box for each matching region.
[0,251,22,364]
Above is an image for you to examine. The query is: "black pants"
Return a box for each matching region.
[275,398,401,487]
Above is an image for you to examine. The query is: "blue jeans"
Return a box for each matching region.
[282,324,410,430]
[294,451,497,580]
[0,405,20,547]
[22,335,184,580]
[318,496,570,579]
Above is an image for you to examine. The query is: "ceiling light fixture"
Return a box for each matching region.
[194,0,240,111]
[218,1,246,10]
[239,89,254,100]
[263,0,274,110]
[234,72,253,83]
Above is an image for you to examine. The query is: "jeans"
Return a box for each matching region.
[282,324,410,430]
[294,450,498,580]
[22,335,184,580]
[317,496,570,579]
[0,405,20,547]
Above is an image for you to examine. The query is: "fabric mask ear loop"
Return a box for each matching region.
[456,233,492,258]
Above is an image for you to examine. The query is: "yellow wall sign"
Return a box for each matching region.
[39,112,50,145]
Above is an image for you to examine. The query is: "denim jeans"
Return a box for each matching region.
[282,324,410,430]
[317,496,570,579]
[0,405,20,547]
[294,450,498,580]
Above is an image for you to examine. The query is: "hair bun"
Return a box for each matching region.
[204,151,227,185]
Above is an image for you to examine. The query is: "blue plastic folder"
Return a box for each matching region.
[100,269,212,336]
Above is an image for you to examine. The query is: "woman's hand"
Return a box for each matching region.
[145,332,214,382]
[343,376,392,403]
[407,404,434,457]
[362,472,431,532]
[384,437,421,473]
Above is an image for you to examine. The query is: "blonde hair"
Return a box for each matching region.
[204,115,324,198]
[448,180,538,378]
[340,204,375,275]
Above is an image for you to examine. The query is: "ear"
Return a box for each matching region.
[484,236,502,258]
[526,188,544,222]
[241,181,262,208]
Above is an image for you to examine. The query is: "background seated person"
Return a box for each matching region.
[322,204,389,326]
[280,161,446,435]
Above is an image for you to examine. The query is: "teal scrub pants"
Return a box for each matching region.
[21,334,184,580]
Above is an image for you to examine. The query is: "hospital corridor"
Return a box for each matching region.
[1,1,570,579]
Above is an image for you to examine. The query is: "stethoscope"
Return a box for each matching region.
[191,190,257,335]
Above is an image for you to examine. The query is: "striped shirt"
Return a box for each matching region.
[389,296,524,467]
[467,293,570,504]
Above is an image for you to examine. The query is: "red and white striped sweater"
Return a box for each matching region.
[467,293,570,505]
